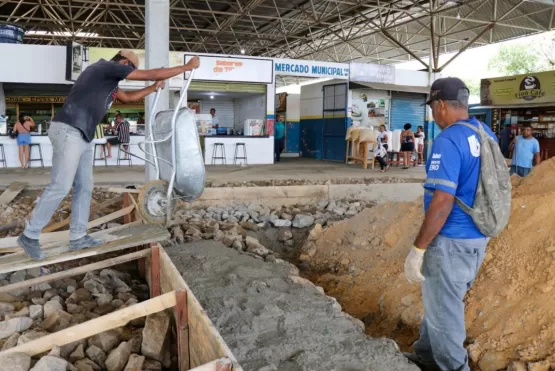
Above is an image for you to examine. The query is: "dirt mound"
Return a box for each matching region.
[303,158,555,371]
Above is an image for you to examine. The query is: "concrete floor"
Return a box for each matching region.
[0,158,425,188]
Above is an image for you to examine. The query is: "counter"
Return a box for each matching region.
[204,136,274,165]
[0,135,147,168]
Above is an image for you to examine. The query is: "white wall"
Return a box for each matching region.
[234,95,265,131]
[0,44,69,85]
[394,69,430,87]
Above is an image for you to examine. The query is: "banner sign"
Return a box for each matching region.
[185,55,273,84]
[5,96,144,105]
[66,41,84,82]
[349,62,395,84]
[480,70,555,106]
[274,58,349,79]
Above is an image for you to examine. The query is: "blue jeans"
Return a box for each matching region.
[510,165,531,177]
[414,235,488,371]
[24,122,93,241]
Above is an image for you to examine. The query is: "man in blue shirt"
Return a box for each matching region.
[509,123,540,177]
[274,115,286,162]
[404,78,494,371]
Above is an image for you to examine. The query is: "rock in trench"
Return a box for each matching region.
[88,330,120,353]
[86,344,107,368]
[0,317,33,339]
[141,311,170,363]
[30,355,68,371]
[292,214,314,228]
[74,359,101,371]
[124,354,145,370]
[105,341,131,371]
[69,344,86,363]
[271,219,291,228]
[0,352,31,371]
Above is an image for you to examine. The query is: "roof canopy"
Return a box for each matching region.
[1,0,554,70]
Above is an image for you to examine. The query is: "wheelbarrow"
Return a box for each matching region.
[122,69,205,225]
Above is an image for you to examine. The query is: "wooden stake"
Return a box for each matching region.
[0,291,177,357]
[0,249,151,293]
[150,244,161,297]
[176,289,190,371]
[123,193,136,224]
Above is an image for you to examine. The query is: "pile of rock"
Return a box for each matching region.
[0,267,173,371]
[174,199,369,230]
[169,200,370,261]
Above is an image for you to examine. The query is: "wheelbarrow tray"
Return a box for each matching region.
[152,107,205,202]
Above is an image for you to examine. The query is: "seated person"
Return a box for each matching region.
[106,113,130,158]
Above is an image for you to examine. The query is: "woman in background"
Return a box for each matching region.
[14,115,35,168]
[400,123,415,169]
[415,125,425,165]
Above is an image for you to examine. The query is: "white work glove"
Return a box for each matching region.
[404,246,426,284]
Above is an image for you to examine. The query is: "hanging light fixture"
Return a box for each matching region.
[456,1,462,20]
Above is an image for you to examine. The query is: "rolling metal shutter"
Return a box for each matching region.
[189,81,266,94]
[390,92,426,131]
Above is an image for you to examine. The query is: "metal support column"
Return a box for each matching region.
[145,0,170,182]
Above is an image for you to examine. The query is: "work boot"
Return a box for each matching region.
[70,235,104,251]
[17,234,46,261]
[403,352,441,371]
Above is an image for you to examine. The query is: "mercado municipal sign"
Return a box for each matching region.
[274,58,349,79]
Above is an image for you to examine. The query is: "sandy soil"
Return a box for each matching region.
[303,158,555,371]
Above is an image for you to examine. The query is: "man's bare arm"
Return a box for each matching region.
[534,152,541,166]
[116,81,164,103]
[126,56,200,81]
[414,189,455,249]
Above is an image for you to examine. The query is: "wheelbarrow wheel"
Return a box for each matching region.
[138,180,175,225]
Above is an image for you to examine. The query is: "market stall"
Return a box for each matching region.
[480,70,555,159]
[182,54,275,165]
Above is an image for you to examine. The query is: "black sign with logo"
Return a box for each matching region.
[516,76,545,101]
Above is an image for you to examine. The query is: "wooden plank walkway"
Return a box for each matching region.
[0,182,28,206]
[0,222,169,275]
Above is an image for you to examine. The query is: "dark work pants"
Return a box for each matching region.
[376,144,388,170]
[274,137,285,162]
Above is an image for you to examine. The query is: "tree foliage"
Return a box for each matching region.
[488,44,545,76]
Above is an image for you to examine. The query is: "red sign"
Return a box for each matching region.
[266,119,274,136]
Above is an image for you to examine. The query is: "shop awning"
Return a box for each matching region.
[349,81,429,94]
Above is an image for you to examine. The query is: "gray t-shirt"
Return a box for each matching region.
[54,59,134,142]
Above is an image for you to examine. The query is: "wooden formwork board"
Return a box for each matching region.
[0,222,169,275]
[0,181,28,206]
[0,208,242,371]
[157,246,243,371]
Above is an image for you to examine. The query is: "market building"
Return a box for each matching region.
[478,70,555,159]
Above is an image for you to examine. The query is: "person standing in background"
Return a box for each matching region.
[13,114,35,168]
[274,114,286,163]
[500,124,512,159]
[375,124,390,172]
[400,123,415,169]
[509,123,540,177]
[415,125,425,165]
[210,108,219,129]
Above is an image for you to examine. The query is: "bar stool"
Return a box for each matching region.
[117,144,132,167]
[233,143,247,165]
[211,143,226,165]
[29,143,44,168]
[93,143,108,167]
[0,144,6,168]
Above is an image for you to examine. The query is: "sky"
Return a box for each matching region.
[394,31,551,80]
